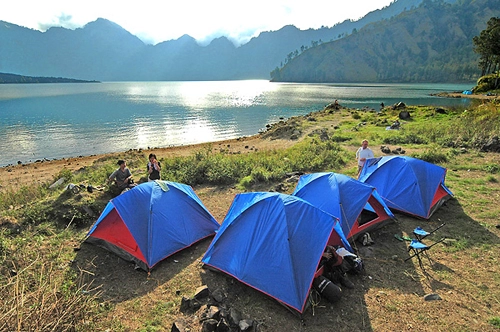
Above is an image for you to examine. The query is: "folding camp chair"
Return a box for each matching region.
[404,238,445,269]
[413,223,446,241]
[405,224,446,270]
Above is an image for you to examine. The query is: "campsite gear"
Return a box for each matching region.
[394,234,412,242]
[292,172,394,241]
[413,223,446,241]
[312,275,343,303]
[404,238,445,270]
[336,247,364,274]
[360,232,375,246]
[202,192,352,314]
[86,181,219,271]
[358,156,453,219]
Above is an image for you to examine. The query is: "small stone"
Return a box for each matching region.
[424,293,442,301]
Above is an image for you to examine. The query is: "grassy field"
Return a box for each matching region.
[0,97,499,331]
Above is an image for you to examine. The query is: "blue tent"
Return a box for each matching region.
[292,172,394,240]
[202,192,351,314]
[358,156,453,219]
[86,181,219,271]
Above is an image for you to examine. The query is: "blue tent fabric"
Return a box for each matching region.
[87,181,219,270]
[202,192,350,314]
[358,156,453,219]
[292,172,394,239]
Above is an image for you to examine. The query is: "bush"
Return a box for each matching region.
[485,164,500,174]
[410,148,448,164]
[383,133,427,145]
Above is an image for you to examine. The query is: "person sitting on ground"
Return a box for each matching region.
[390,119,400,129]
[107,160,137,191]
[147,153,161,181]
[320,245,355,289]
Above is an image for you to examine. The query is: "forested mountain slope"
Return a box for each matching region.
[271,0,499,83]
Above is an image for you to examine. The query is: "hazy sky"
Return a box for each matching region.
[1,0,394,46]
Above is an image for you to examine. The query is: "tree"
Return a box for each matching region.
[473,17,500,76]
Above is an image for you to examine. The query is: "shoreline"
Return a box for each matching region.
[431,91,499,100]
[0,132,297,190]
[2,91,497,189]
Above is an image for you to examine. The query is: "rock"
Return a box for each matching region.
[171,320,188,332]
[179,297,191,313]
[424,293,442,301]
[393,102,406,110]
[49,177,66,189]
[480,136,500,152]
[206,305,221,320]
[239,319,255,331]
[211,288,226,303]
[228,308,242,327]
[201,319,218,332]
[216,318,231,332]
[399,110,411,119]
[194,285,210,300]
[380,145,391,154]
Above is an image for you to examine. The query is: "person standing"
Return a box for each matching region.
[147,153,161,181]
[108,160,137,190]
[356,139,374,177]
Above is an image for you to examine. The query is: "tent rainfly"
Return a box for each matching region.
[86,181,220,271]
[358,156,453,219]
[292,172,394,240]
[202,192,352,314]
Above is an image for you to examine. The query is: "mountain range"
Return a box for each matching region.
[272,0,499,83]
[0,0,497,83]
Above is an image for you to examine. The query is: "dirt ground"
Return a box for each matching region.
[2,108,500,331]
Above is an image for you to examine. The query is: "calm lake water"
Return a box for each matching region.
[0,80,473,167]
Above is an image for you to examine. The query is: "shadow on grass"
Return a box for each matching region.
[73,237,214,303]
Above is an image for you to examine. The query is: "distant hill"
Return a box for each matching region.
[0,0,493,83]
[271,0,499,83]
[0,72,99,83]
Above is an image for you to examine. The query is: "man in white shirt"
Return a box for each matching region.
[356,139,374,177]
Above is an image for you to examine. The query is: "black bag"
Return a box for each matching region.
[312,275,342,303]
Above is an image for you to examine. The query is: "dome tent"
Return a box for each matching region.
[202,192,351,314]
[86,181,219,271]
[292,172,394,240]
[358,156,453,219]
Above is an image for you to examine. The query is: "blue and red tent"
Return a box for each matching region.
[86,181,219,271]
[292,172,394,240]
[358,156,453,219]
[202,192,351,314]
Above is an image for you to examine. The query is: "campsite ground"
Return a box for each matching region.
[1,99,500,331]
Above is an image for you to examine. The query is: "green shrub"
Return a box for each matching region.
[383,132,427,145]
[410,148,448,164]
[488,316,500,328]
[352,112,361,120]
[485,164,500,174]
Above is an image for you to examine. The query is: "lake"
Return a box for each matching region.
[0,80,473,167]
